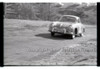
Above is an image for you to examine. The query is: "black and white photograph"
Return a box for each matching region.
[4,2,97,66]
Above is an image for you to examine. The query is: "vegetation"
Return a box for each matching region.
[4,3,97,24]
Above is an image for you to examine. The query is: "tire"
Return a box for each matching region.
[80,33,84,37]
[70,34,75,39]
[80,28,85,37]
[51,32,55,36]
[75,28,78,37]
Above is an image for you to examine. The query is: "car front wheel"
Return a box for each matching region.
[70,34,75,39]
[51,32,55,36]
[80,33,84,37]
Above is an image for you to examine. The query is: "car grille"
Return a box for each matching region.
[52,27,64,32]
[52,26,73,33]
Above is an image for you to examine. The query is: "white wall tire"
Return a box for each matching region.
[70,34,75,39]
[80,33,84,37]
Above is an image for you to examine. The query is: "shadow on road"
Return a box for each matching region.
[35,33,72,40]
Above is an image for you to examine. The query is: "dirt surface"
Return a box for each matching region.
[4,19,97,66]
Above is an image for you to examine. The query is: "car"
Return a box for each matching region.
[48,15,85,39]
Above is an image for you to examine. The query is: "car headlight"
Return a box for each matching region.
[68,25,72,28]
[68,25,73,32]
[63,28,66,33]
[49,23,53,30]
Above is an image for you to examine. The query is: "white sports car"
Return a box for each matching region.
[48,15,85,39]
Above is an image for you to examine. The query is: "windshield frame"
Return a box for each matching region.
[59,16,77,23]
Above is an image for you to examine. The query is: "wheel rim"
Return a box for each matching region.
[81,33,84,37]
[72,35,75,38]
[70,34,75,39]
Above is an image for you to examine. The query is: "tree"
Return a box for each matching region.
[4,3,39,20]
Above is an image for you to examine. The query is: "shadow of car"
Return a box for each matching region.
[35,33,74,40]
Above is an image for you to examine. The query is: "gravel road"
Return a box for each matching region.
[4,19,97,65]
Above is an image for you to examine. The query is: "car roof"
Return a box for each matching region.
[62,15,80,19]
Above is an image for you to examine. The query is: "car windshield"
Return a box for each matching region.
[59,16,76,22]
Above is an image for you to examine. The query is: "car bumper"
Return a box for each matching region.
[48,28,74,35]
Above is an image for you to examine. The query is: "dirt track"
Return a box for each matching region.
[4,19,97,65]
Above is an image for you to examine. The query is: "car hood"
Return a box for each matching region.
[52,21,74,27]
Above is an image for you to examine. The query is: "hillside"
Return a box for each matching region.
[4,3,97,25]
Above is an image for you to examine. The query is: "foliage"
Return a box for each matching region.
[4,3,97,24]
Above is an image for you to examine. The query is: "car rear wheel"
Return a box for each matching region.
[80,28,85,37]
[80,33,84,37]
[51,32,55,36]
